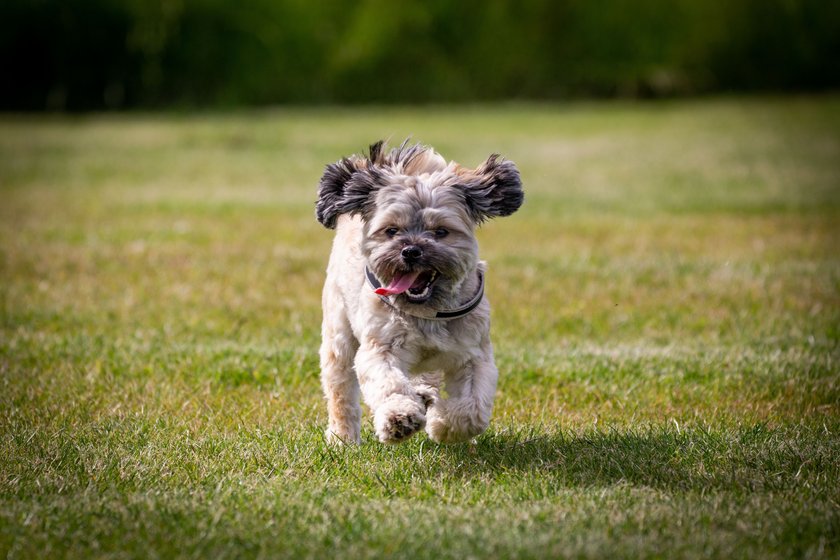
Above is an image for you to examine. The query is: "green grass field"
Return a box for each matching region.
[1,97,839,559]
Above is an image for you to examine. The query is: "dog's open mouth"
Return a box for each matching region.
[374,269,439,303]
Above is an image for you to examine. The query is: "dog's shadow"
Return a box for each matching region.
[420,424,783,492]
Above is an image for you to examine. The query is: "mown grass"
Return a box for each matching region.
[1,97,839,559]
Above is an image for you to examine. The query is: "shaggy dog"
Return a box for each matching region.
[315,141,523,444]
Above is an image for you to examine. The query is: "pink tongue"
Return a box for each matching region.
[375,271,421,296]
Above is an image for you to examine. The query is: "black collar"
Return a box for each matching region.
[365,266,485,320]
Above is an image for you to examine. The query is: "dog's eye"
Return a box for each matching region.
[434,228,449,238]
[384,227,399,237]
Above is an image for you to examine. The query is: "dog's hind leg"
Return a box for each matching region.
[320,305,362,444]
[425,343,498,444]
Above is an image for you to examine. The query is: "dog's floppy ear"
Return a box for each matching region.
[316,142,385,229]
[460,155,524,223]
[316,157,357,229]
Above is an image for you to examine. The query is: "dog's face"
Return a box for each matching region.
[361,176,481,306]
[317,141,523,307]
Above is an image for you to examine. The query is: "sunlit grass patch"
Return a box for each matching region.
[1,97,839,558]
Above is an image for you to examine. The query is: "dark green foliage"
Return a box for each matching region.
[2,0,839,109]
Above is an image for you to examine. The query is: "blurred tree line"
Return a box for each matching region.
[2,0,838,110]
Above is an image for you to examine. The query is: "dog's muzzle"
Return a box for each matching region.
[365,266,485,320]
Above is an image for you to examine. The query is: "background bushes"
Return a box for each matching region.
[2,0,838,110]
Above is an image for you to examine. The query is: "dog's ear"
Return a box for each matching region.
[316,157,357,229]
[460,155,524,223]
[316,142,385,229]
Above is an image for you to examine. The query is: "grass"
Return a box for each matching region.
[1,96,839,559]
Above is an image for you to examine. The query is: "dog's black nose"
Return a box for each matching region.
[401,245,422,260]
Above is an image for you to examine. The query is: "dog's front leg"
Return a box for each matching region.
[355,341,428,443]
[426,346,498,443]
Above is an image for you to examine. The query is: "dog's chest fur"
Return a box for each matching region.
[376,313,486,374]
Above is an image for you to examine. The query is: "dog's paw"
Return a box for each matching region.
[425,404,488,444]
[425,409,457,443]
[373,394,427,444]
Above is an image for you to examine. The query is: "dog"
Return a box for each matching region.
[315,140,523,444]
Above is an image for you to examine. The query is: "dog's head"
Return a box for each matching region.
[316,140,523,306]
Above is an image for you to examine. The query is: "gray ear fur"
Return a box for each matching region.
[462,155,524,222]
[316,158,356,229]
[315,142,385,229]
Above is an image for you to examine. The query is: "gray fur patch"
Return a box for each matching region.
[316,157,357,228]
[460,155,524,222]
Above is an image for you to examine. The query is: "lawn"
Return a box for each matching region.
[1,97,839,559]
